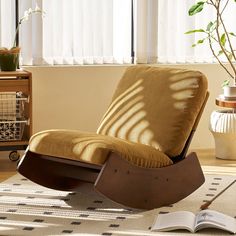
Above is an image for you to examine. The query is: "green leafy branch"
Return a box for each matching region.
[186,0,236,85]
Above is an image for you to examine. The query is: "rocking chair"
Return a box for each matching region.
[18,66,209,209]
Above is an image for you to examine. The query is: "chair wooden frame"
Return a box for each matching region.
[17,92,209,210]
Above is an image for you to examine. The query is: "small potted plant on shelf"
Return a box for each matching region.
[0,5,43,71]
[185,0,236,99]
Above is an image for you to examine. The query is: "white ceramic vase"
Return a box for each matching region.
[209,110,236,160]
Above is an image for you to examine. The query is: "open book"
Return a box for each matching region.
[151,210,236,234]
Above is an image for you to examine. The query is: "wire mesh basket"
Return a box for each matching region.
[0,92,28,141]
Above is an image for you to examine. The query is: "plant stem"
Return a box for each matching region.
[219,0,236,62]
[209,34,232,55]
[208,36,234,78]
[12,8,43,49]
[13,23,21,48]
[215,0,236,83]
[220,0,229,15]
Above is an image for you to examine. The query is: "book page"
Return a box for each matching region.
[151,211,195,232]
[195,210,236,234]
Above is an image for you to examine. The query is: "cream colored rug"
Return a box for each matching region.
[0,173,235,236]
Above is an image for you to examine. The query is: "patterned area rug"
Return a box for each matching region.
[0,174,235,236]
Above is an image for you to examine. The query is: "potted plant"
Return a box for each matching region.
[186,0,236,159]
[185,0,236,99]
[0,5,43,71]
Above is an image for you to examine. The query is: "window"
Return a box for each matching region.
[8,0,132,65]
[1,0,236,65]
[157,0,236,63]
[0,0,16,49]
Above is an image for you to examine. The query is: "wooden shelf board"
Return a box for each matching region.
[216,97,236,108]
[0,70,31,78]
[0,140,28,147]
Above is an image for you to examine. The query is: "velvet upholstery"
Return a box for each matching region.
[28,66,208,168]
[29,130,172,168]
[97,66,208,157]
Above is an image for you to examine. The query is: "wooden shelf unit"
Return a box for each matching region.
[0,70,32,153]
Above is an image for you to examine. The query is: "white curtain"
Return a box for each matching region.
[19,0,132,65]
[5,0,236,65]
[0,0,15,49]
[135,0,158,64]
[135,0,213,64]
[19,0,42,65]
[157,0,236,63]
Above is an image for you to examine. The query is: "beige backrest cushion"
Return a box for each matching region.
[97,66,208,158]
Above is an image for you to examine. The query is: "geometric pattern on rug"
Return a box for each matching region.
[0,174,235,236]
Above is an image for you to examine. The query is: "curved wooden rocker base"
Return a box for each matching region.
[95,152,204,209]
[17,150,101,191]
[17,150,204,209]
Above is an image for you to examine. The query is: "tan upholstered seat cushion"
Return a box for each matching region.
[29,129,173,168]
[97,66,208,158]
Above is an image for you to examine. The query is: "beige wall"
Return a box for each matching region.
[25,64,226,149]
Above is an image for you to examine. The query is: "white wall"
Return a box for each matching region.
[25,64,227,149]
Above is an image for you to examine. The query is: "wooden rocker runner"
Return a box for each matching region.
[18,66,209,209]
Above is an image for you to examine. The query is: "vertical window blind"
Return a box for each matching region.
[137,0,214,63]
[135,0,158,64]
[1,0,236,65]
[0,0,16,50]
[19,0,132,65]
[157,0,236,63]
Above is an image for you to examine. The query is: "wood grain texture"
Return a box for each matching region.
[216,97,236,108]
[1,149,236,183]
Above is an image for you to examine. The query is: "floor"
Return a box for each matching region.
[191,148,236,176]
[0,151,20,182]
[0,149,235,236]
[0,149,236,183]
